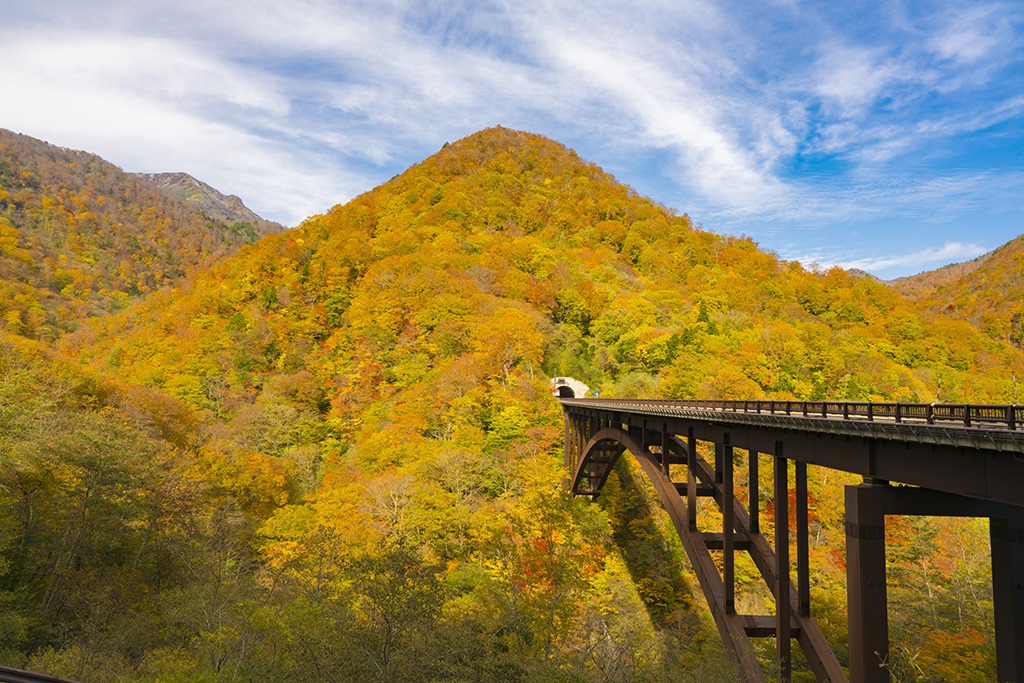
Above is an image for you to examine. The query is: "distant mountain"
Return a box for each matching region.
[890,235,1024,345]
[889,250,995,299]
[846,268,882,281]
[0,128,282,340]
[135,171,283,235]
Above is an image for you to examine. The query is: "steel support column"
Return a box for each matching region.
[575,417,583,482]
[687,428,698,533]
[749,450,760,534]
[992,514,1024,682]
[845,483,890,683]
[716,437,724,483]
[662,422,670,476]
[775,442,792,682]
[724,433,735,615]
[796,461,810,618]
[563,415,572,490]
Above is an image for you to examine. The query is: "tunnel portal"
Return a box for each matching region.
[551,376,590,399]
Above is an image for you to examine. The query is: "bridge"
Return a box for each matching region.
[561,398,1024,683]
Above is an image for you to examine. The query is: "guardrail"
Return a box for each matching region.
[0,666,80,683]
[565,399,1024,431]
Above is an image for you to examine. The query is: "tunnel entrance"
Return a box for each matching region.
[551,376,590,399]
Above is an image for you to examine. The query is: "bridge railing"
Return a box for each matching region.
[574,399,1024,430]
[0,665,80,683]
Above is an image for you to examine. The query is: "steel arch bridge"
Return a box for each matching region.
[562,398,1024,683]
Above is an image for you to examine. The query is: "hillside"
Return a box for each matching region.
[891,234,1024,348]
[74,128,1021,406]
[6,127,1016,680]
[0,129,282,340]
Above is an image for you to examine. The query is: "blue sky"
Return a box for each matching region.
[2,0,1022,279]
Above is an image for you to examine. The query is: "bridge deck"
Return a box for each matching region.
[562,398,1024,508]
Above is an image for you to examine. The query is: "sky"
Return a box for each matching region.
[2,0,1023,279]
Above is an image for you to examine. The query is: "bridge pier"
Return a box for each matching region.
[774,443,792,681]
[845,481,1024,683]
[991,515,1024,683]
[845,484,890,683]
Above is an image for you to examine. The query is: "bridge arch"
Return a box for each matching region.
[568,423,771,680]
[563,405,849,682]
[570,427,637,496]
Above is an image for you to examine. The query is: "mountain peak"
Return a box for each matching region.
[135,171,283,234]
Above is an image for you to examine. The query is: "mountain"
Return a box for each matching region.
[889,251,994,299]
[891,234,1024,346]
[77,126,1021,407]
[7,127,1016,680]
[0,129,282,340]
[135,171,283,235]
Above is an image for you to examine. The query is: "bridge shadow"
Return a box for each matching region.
[596,457,733,674]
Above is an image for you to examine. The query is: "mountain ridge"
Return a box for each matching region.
[890,234,1024,345]
[135,171,283,233]
[75,125,1023,411]
[0,128,280,340]
[889,249,996,298]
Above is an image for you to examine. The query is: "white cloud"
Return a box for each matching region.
[785,242,991,279]
[505,2,796,213]
[837,242,990,274]
[812,45,901,116]
[927,4,1015,65]
[0,26,364,224]
[5,32,291,122]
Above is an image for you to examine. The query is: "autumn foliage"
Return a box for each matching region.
[0,128,276,341]
[1,126,1019,680]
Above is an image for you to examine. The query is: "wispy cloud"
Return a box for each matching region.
[509,1,800,212]
[926,3,1018,66]
[812,45,902,118]
[0,0,1022,274]
[807,242,991,276]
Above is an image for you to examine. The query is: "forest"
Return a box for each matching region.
[1,126,1021,681]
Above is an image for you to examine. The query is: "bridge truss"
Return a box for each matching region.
[562,399,1024,683]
